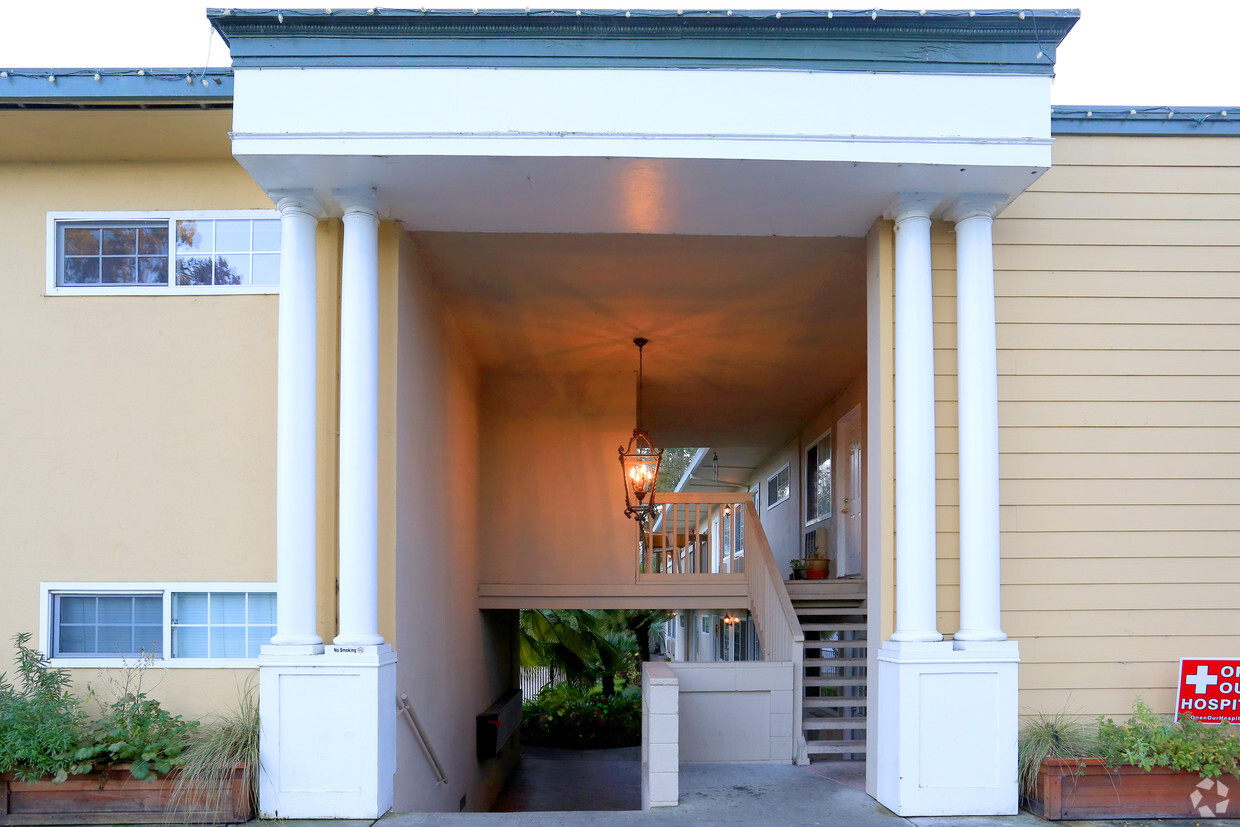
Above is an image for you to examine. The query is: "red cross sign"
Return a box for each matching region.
[1176,658,1240,724]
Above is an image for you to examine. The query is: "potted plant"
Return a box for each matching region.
[1021,698,1240,821]
[806,555,829,580]
[789,559,808,580]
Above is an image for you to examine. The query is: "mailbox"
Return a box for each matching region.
[476,688,522,761]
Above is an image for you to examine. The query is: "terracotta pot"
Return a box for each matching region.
[1030,757,1235,820]
[806,558,829,580]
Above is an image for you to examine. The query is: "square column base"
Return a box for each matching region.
[258,646,398,819]
[875,640,1019,816]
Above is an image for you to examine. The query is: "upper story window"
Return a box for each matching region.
[805,430,832,525]
[766,463,791,510]
[48,211,280,295]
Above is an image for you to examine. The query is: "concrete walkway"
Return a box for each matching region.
[251,760,1240,827]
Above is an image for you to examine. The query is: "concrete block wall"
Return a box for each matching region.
[669,661,796,763]
[642,661,680,808]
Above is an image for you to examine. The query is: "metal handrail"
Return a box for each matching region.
[398,692,448,785]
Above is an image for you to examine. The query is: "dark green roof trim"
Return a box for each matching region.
[0,68,233,107]
[209,8,1077,74]
[1052,106,1240,135]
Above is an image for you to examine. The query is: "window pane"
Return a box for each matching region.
[62,257,101,284]
[60,596,96,624]
[138,257,168,285]
[177,255,213,285]
[101,228,136,255]
[214,220,250,252]
[134,626,163,656]
[247,626,275,658]
[174,592,208,624]
[210,626,247,658]
[251,253,280,285]
[138,228,168,256]
[101,257,136,284]
[176,220,212,253]
[134,596,162,624]
[63,227,100,256]
[252,220,280,252]
[97,625,133,655]
[214,255,248,286]
[59,625,93,654]
[98,596,134,624]
[248,593,276,624]
[174,625,208,658]
[211,593,246,624]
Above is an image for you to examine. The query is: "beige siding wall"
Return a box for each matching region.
[0,111,303,717]
[929,134,1240,719]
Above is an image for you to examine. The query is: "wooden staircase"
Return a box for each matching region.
[788,579,868,760]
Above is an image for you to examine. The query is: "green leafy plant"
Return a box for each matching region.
[74,655,197,780]
[167,679,260,821]
[1098,697,1240,779]
[1017,707,1101,799]
[521,682,641,749]
[0,632,87,782]
[790,559,807,571]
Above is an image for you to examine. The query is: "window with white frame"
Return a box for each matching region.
[805,430,832,525]
[766,463,791,510]
[49,212,280,294]
[44,584,276,664]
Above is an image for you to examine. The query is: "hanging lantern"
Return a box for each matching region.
[619,337,663,521]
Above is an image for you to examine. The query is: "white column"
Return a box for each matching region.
[950,197,1007,642]
[890,195,943,643]
[270,193,323,650]
[335,190,385,647]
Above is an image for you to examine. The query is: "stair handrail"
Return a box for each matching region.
[742,502,807,762]
[398,692,448,785]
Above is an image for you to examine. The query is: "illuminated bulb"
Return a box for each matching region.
[367,7,376,14]
[1086,110,1092,118]
[827,11,833,18]
[775,11,780,17]
[870,10,877,20]
[1167,110,1174,119]
[726,9,732,15]
[919,9,926,14]
[202,78,210,87]
[577,9,582,14]
[0,71,8,78]
[185,74,193,84]
[969,9,976,16]
[136,69,145,76]
[625,10,631,17]
[278,12,284,23]
[1036,50,1044,59]
[48,74,56,83]
[1222,111,1229,117]
[93,72,101,82]
[1019,10,1025,18]
[1130,109,1137,115]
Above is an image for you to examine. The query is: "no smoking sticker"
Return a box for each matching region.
[1177,658,1240,724]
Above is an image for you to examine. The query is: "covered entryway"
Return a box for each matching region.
[209,7,1076,820]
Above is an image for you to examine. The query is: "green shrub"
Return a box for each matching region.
[1098,697,1240,779]
[521,682,641,749]
[0,632,87,781]
[74,655,198,780]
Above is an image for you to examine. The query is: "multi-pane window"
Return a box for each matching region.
[172,592,276,659]
[766,463,791,510]
[53,594,163,658]
[175,219,280,286]
[805,431,832,524]
[46,586,275,663]
[51,213,280,293]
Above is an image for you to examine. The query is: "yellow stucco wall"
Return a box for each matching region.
[0,109,327,717]
[928,134,1240,720]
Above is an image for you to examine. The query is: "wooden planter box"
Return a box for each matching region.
[0,764,250,825]
[1031,757,1236,820]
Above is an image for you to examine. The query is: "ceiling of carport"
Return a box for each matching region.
[411,231,867,448]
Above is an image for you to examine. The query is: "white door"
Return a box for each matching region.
[837,404,864,577]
